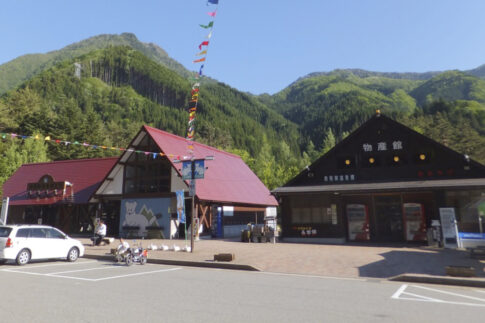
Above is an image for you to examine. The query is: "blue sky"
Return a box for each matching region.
[1,0,485,94]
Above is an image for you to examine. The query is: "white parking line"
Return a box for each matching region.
[47,266,121,275]
[90,267,181,281]
[413,284,485,303]
[391,284,408,299]
[1,261,182,282]
[2,260,97,270]
[256,271,366,281]
[391,284,485,307]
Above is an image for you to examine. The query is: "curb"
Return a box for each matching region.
[389,274,485,288]
[83,254,260,272]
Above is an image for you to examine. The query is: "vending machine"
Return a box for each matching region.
[403,203,427,241]
[346,204,370,241]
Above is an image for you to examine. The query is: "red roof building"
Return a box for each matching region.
[93,125,277,239]
[2,126,277,238]
[3,158,118,206]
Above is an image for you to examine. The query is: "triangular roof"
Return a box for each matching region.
[3,158,118,205]
[143,125,278,206]
[275,113,485,192]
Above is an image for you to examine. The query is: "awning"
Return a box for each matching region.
[272,178,485,194]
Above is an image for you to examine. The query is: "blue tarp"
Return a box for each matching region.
[459,232,485,240]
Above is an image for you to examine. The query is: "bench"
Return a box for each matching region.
[90,236,115,246]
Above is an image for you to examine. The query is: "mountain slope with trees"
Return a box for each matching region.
[0,33,191,95]
[1,34,485,192]
[0,45,304,192]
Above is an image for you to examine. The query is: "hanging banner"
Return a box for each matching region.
[176,190,186,224]
[0,197,9,225]
[185,0,220,152]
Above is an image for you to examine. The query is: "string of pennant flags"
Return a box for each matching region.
[186,0,220,154]
[0,132,188,161]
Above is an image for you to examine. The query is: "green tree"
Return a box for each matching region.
[0,135,50,197]
[321,128,336,154]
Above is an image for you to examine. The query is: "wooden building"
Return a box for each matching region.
[272,112,485,243]
[2,125,277,238]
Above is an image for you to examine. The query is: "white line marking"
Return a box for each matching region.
[413,285,485,303]
[87,267,182,281]
[47,266,120,275]
[402,291,442,302]
[1,260,97,270]
[256,271,366,281]
[3,266,182,282]
[1,269,50,277]
[391,284,408,299]
[396,297,485,308]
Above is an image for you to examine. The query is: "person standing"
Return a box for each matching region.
[94,219,107,246]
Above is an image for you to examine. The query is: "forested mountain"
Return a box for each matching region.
[1,33,485,192]
[0,33,191,95]
[0,45,303,191]
[263,69,485,167]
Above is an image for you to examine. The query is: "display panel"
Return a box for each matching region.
[346,204,370,241]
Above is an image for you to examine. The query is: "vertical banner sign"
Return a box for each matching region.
[0,197,9,225]
[176,190,186,224]
[439,207,459,248]
[186,0,220,154]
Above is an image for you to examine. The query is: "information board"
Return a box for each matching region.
[439,207,459,249]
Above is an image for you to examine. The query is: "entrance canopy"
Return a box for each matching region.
[273,178,485,194]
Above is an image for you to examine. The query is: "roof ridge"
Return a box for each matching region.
[143,125,242,159]
[22,157,119,167]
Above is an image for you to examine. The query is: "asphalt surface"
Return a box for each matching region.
[78,237,485,287]
[1,259,485,323]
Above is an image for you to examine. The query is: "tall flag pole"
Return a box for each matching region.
[186,0,220,156]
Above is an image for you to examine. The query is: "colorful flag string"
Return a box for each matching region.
[186,0,220,154]
[0,132,189,161]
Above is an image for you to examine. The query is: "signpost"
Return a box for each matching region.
[176,156,213,252]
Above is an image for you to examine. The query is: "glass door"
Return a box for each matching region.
[374,195,403,241]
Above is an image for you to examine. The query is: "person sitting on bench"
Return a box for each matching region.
[94,220,107,246]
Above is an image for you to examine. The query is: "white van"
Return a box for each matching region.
[0,225,85,265]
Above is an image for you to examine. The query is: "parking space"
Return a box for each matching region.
[392,283,485,307]
[0,259,181,282]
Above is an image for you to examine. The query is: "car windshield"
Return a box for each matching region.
[0,227,12,237]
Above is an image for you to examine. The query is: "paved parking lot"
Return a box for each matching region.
[1,259,485,322]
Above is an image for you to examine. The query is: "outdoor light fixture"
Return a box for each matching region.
[419,154,426,161]
[345,159,351,165]
[393,156,399,162]
[369,157,375,164]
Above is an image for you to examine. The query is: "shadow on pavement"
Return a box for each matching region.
[358,248,485,278]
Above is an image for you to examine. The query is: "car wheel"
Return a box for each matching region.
[16,249,31,266]
[125,254,133,266]
[67,247,79,262]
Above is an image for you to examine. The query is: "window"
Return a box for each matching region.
[15,228,30,238]
[31,228,47,238]
[46,228,65,239]
[0,227,12,237]
[123,137,172,194]
[290,196,337,225]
